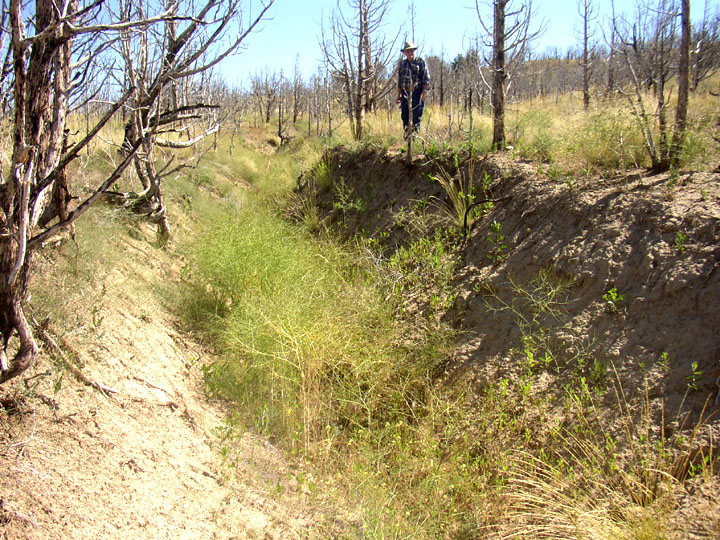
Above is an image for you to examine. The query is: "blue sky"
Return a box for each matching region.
[220,0,707,87]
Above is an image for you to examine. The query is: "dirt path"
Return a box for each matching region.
[1,230,335,539]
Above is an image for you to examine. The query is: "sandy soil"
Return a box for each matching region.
[0,229,340,539]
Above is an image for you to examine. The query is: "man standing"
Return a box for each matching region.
[397,41,430,136]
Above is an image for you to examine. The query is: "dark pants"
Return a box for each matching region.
[400,87,424,133]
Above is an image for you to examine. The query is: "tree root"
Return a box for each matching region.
[0,299,39,385]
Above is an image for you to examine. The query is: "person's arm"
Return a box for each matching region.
[421,60,430,101]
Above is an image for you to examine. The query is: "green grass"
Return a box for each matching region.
[177,195,449,448]
[29,205,142,332]
[172,133,437,453]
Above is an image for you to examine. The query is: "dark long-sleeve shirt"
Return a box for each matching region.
[398,57,430,93]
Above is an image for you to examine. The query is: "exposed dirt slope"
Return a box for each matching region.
[308,147,720,534]
[0,226,336,539]
[452,158,720,417]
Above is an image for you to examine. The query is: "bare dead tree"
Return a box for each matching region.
[251,68,281,126]
[691,0,720,90]
[670,0,690,168]
[276,72,292,143]
[315,64,345,136]
[613,0,687,171]
[446,49,483,139]
[0,0,273,384]
[577,0,598,110]
[307,70,321,135]
[425,51,446,108]
[224,88,251,154]
[489,0,507,147]
[1,0,136,384]
[206,80,248,154]
[320,0,399,140]
[291,56,303,124]
[476,0,545,149]
[105,0,274,241]
[605,1,619,96]
[408,0,417,42]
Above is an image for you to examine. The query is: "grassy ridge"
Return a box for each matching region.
[359,88,718,173]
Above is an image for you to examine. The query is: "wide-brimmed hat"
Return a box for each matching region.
[401,41,418,52]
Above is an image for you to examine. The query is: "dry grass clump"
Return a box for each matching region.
[482,396,717,540]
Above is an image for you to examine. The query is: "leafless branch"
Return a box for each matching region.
[156,124,219,147]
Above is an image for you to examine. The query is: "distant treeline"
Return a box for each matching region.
[209,3,719,140]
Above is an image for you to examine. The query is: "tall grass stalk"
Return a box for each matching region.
[178,203,439,455]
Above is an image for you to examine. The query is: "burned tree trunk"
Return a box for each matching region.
[578,0,597,111]
[0,0,71,381]
[671,0,691,167]
[478,0,544,150]
[491,0,507,148]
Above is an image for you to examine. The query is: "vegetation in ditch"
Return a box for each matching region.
[170,120,718,539]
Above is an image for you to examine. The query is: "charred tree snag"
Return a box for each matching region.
[321,0,399,141]
[476,0,545,149]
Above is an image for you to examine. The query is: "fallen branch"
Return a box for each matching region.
[130,375,179,410]
[30,315,118,396]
